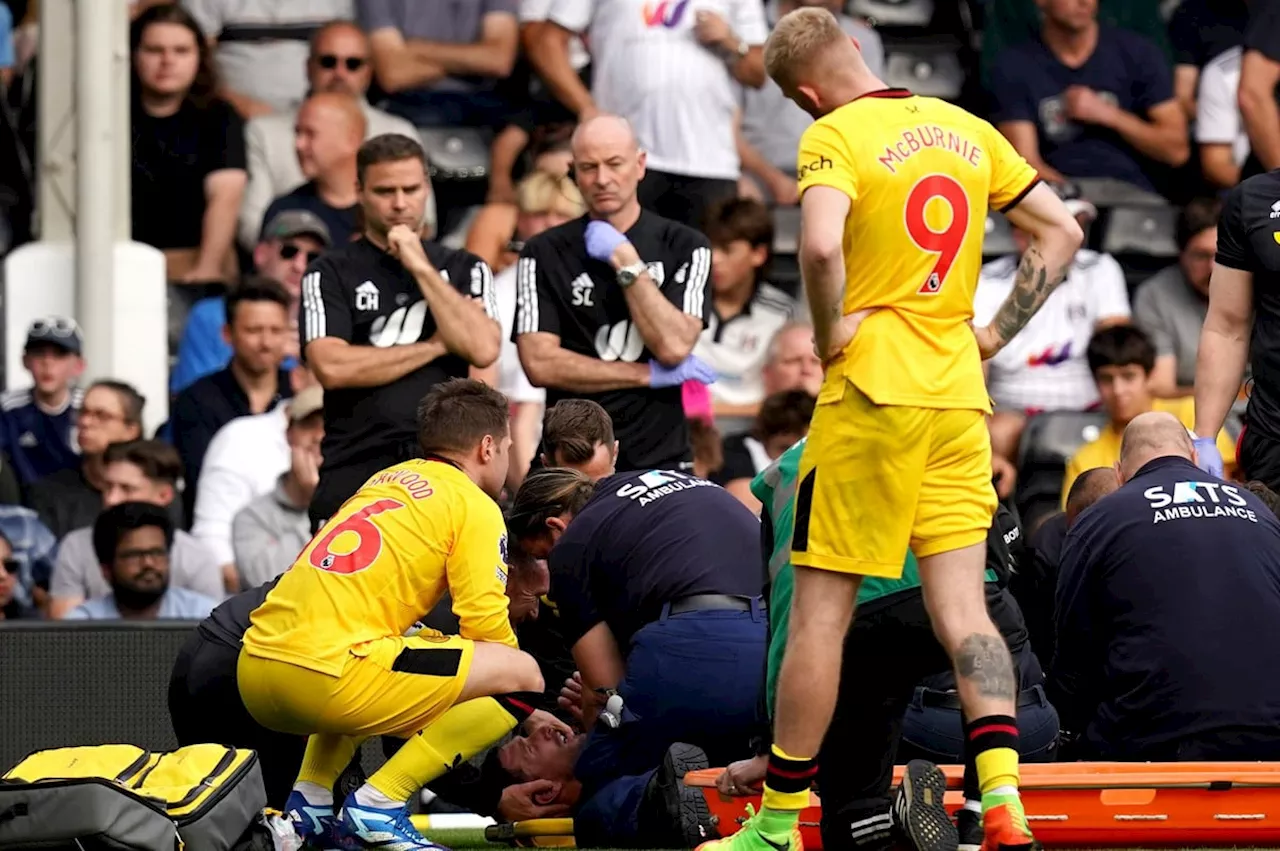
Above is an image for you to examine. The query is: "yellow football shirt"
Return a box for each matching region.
[242,458,517,677]
[796,88,1040,412]
[1060,398,1239,507]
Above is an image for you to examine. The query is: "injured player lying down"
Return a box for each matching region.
[237,379,547,851]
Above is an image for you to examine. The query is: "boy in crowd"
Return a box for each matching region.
[1,317,86,486]
[692,198,795,432]
[1062,326,1237,503]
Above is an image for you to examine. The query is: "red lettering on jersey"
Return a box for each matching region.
[879,147,903,174]
[879,127,983,174]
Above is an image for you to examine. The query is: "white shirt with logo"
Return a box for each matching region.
[548,0,768,179]
[973,249,1131,412]
[693,282,795,406]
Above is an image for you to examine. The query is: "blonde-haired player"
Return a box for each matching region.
[697,9,1082,851]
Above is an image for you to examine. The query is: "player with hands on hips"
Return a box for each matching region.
[585,219,719,390]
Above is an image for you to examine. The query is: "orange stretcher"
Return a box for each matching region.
[685,762,1280,848]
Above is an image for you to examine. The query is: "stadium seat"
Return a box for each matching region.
[1015,409,1109,529]
[772,205,800,257]
[883,37,965,101]
[848,0,934,29]
[769,206,801,294]
[417,127,490,181]
[983,212,1016,260]
[1101,204,1178,258]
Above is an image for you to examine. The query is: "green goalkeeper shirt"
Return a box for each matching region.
[751,438,998,714]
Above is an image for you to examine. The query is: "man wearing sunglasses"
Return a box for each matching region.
[238,20,431,253]
[172,210,329,395]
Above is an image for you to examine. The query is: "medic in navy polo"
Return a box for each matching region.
[509,467,766,846]
[1054,411,1280,761]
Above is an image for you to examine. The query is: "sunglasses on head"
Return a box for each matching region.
[317,55,366,71]
[279,244,322,264]
[30,317,79,338]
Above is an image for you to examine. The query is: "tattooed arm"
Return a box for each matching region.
[975,182,1084,358]
[799,186,853,361]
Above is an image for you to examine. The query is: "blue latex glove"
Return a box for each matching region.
[585,220,630,262]
[1193,435,1224,478]
[650,355,717,388]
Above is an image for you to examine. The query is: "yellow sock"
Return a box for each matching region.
[297,734,362,790]
[759,744,816,813]
[367,697,524,801]
[975,747,1019,794]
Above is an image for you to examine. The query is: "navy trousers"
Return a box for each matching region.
[574,605,767,847]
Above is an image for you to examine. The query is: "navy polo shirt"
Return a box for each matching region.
[989,26,1173,192]
[1054,456,1280,757]
[547,471,765,649]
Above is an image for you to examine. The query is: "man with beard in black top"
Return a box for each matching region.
[513,115,716,473]
[1193,168,1280,487]
[299,133,501,530]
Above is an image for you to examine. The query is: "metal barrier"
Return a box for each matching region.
[0,621,192,769]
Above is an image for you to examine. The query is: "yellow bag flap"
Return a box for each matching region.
[138,744,254,817]
[3,745,153,785]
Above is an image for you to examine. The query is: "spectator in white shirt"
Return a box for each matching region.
[493,171,586,490]
[49,440,225,618]
[238,19,430,251]
[547,0,768,227]
[181,0,355,119]
[1196,47,1251,189]
[232,401,323,586]
[975,196,1131,474]
[692,198,795,432]
[191,385,324,572]
[737,0,883,205]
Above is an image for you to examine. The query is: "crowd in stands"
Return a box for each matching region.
[0,0,1276,783]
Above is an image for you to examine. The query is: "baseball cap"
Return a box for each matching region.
[288,385,324,421]
[261,210,332,247]
[25,316,83,355]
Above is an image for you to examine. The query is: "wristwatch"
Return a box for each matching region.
[616,261,647,288]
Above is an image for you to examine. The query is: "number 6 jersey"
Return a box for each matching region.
[241,458,517,677]
[797,87,1039,412]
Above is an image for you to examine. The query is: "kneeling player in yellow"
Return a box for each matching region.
[238,379,545,851]
[697,9,1085,851]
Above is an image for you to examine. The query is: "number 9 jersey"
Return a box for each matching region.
[796,88,1039,413]
[241,458,518,678]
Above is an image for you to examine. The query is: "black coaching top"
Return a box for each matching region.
[1216,171,1280,441]
[513,212,713,472]
[299,238,498,471]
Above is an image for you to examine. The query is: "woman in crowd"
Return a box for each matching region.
[466,132,576,273]
[130,4,246,285]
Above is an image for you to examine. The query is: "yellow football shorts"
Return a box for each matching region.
[792,378,997,577]
[237,633,475,739]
